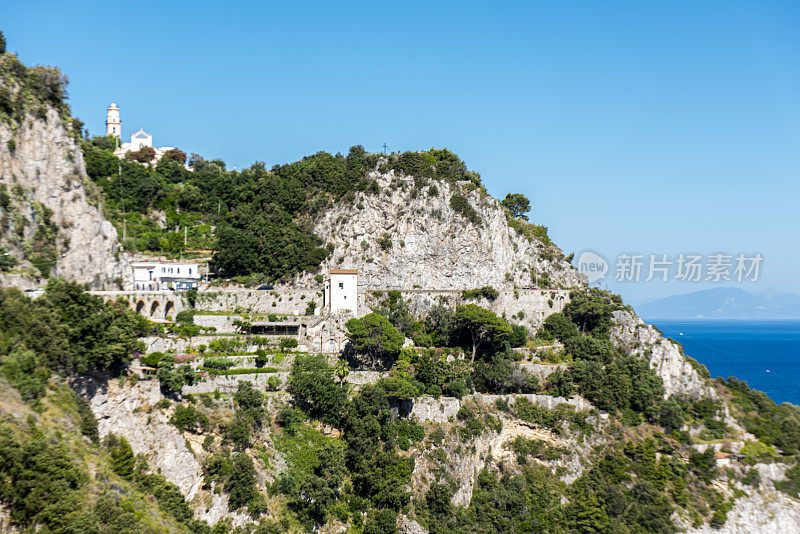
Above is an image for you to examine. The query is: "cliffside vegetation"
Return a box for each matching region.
[2,30,800,533]
[82,135,507,285]
[0,34,80,139]
[0,282,223,532]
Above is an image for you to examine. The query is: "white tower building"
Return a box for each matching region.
[324,269,358,314]
[106,102,121,138]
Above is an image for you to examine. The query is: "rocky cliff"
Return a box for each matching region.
[0,52,127,289]
[610,310,713,398]
[301,165,583,291]
[86,378,250,526]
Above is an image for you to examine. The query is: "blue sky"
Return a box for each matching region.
[5,1,799,303]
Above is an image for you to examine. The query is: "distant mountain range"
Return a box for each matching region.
[635,287,800,320]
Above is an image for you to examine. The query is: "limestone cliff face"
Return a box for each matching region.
[302,167,583,291]
[610,310,713,398]
[0,106,128,289]
[87,379,250,526]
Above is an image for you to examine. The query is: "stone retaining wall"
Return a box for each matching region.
[181,369,387,395]
[367,288,570,331]
[408,393,594,423]
[195,289,326,316]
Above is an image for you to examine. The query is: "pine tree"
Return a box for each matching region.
[107,435,135,479]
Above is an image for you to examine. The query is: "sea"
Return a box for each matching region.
[650,320,800,406]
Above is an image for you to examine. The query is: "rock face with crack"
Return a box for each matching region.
[89,380,203,498]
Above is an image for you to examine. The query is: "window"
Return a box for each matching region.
[189,268,192,275]
[339,282,344,289]
[343,296,347,299]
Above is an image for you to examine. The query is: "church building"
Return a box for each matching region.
[105,102,178,163]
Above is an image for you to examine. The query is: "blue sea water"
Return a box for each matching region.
[651,320,800,406]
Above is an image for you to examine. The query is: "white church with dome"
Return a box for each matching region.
[105,102,177,162]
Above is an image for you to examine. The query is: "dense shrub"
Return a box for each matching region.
[563,287,624,338]
[170,404,209,433]
[127,146,156,163]
[162,148,187,164]
[225,453,260,511]
[449,193,481,225]
[202,356,235,370]
[175,310,194,324]
[0,283,147,401]
[461,286,499,302]
[279,337,299,350]
[287,355,347,426]
[537,312,580,342]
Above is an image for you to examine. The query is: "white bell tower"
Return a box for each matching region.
[106,102,121,138]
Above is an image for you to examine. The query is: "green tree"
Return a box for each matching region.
[345,313,404,369]
[452,304,512,363]
[363,509,398,534]
[424,304,454,347]
[225,453,258,511]
[501,193,531,220]
[233,380,265,426]
[106,434,135,480]
[287,354,347,426]
[156,356,199,395]
[538,312,579,342]
[563,288,623,337]
[565,491,611,533]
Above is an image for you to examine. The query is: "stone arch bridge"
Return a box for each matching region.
[90,291,188,321]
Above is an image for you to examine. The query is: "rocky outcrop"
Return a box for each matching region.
[89,380,203,497]
[684,490,800,534]
[301,168,583,291]
[0,106,128,289]
[610,310,713,398]
[87,379,248,526]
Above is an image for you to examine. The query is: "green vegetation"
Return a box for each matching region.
[720,376,800,454]
[81,135,487,284]
[345,312,404,369]
[461,285,499,302]
[536,289,673,423]
[449,193,481,225]
[0,44,77,137]
[287,355,347,426]
[500,192,531,220]
[452,304,512,363]
[0,281,147,403]
[0,382,214,533]
[170,404,210,433]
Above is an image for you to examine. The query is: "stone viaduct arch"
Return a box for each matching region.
[89,291,187,321]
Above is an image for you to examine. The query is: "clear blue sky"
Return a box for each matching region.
[5,1,799,303]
